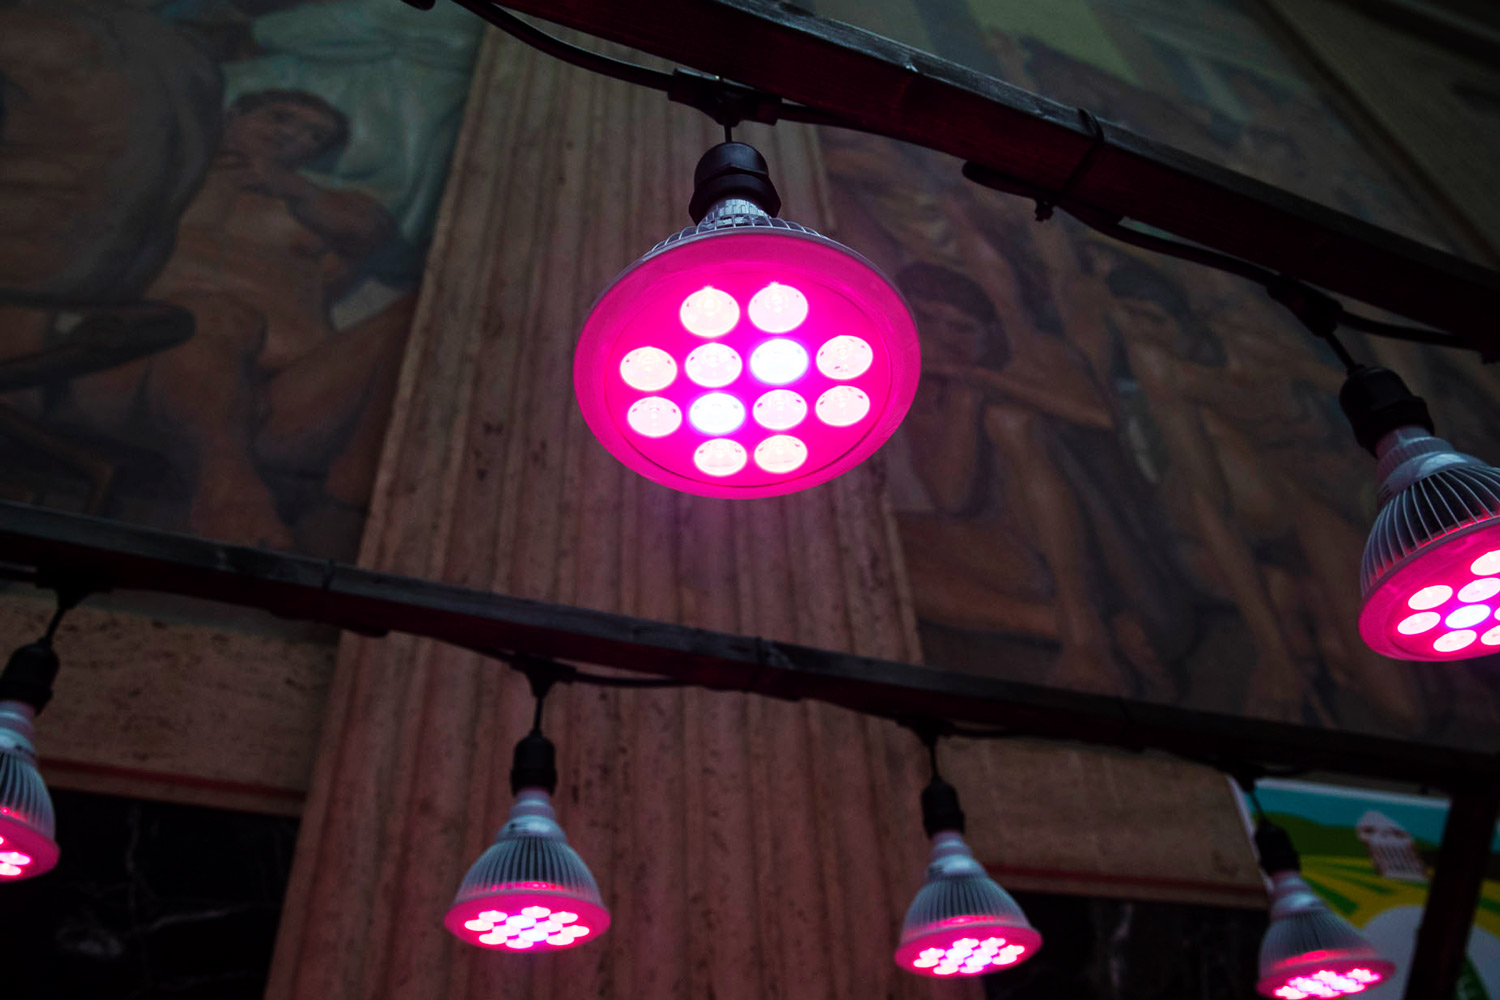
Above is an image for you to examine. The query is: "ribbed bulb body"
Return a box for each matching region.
[1357,426,1500,660]
[894,830,1041,977]
[1256,871,1393,998]
[0,700,59,881]
[443,788,610,952]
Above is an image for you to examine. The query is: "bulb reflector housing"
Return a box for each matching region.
[895,831,1041,978]
[1256,872,1393,998]
[1357,428,1500,661]
[444,789,609,952]
[0,702,58,882]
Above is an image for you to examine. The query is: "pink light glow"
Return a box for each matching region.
[895,921,1042,979]
[1259,953,1394,998]
[0,813,57,882]
[1360,528,1500,660]
[444,886,609,953]
[574,232,921,498]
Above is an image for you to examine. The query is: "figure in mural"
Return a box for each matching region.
[65,88,398,548]
[816,1,1489,736]
[823,132,1191,696]
[0,0,481,555]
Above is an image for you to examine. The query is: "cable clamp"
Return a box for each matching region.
[1034,108,1107,222]
[669,68,783,128]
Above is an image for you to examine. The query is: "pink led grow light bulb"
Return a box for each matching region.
[445,790,609,952]
[896,769,1040,979]
[0,700,60,882]
[1253,821,1394,999]
[573,142,919,498]
[1342,367,1500,661]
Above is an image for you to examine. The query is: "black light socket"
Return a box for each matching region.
[1339,365,1434,455]
[510,730,558,795]
[688,142,782,223]
[0,642,60,712]
[1254,819,1301,876]
[921,775,966,838]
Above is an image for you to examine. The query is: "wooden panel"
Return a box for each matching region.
[0,596,332,816]
[264,27,1260,1000]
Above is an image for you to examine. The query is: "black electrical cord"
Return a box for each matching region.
[962,161,1481,358]
[503,651,689,691]
[431,0,1479,358]
[444,0,883,134]
[450,0,675,92]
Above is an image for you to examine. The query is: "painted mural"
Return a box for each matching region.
[814,0,1500,742]
[0,0,482,558]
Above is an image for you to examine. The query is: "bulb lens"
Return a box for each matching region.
[816,386,871,427]
[897,923,1040,978]
[620,346,677,391]
[816,335,875,379]
[1407,585,1452,610]
[694,439,748,477]
[1435,630,1478,652]
[1445,605,1491,629]
[576,233,921,497]
[689,393,746,435]
[752,389,807,430]
[749,339,810,384]
[446,893,608,953]
[748,283,808,333]
[680,286,739,337]
[754,435,808,474]
[1396,612,1440,635]
[1458,578,1500,603]
[1472,550,1500,576]
[626,397,682,438]
[685,343,743,388]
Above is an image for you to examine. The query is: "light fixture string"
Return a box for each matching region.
[38,582,85,647]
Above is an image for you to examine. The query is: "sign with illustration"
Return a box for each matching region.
[1251,779,1500,998]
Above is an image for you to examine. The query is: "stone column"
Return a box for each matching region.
[265,31,958,1000]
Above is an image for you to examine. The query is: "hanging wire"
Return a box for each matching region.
[42,605,67,644]
[433,0,1478,356]
[961,161,1480,358]
[531,678,549,732]
[450,0,675,92]
[500,651,689,692]
[36,582,86,646]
